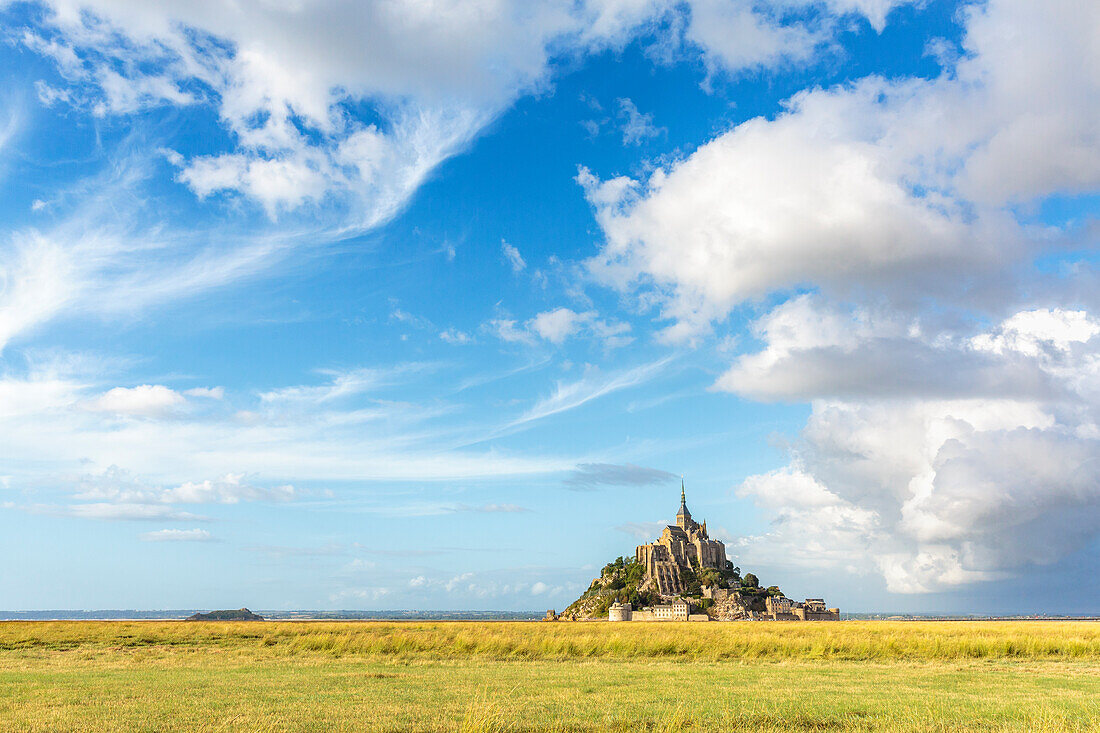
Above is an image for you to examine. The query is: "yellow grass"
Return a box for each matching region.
[1,620,1099,731]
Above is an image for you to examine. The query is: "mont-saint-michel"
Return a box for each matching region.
[553,483,839,622]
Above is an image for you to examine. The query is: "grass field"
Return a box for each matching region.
[1,620,1099,732]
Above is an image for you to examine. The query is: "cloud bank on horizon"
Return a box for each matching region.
[0,0,1097,610]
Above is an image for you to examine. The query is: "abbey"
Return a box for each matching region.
[635,483,727,596]
[558,482,839,622]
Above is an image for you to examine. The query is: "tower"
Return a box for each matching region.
[676,478,692,529]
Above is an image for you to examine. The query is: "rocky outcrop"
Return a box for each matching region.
[186,608,265,621]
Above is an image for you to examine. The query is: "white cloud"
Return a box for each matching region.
[161,474,295,504]
[684,0,824,78]
[444,572,474,593]
[530,581,549,595]
[528,308,592,344]
[584,0,1100,341]
[501,240,526,272]
[486,309,632,348]
[259,367,388,407]
[0,232,80,352]
[486,318,536,345]
[70,466,295,508]
[616,98,663,145]
[714,296,1069,403]
[727,304,1100,593]
[86,384,185,417]
[52,503,209,521]
[971,310,1100,358]
[140,528,211,542]
[389,308,433,330]
[0,355,573,498]
[439,328,473,345]
[18,0,929,228]
[571,0,1100,596]
[184,386,224,399]
[0,151,291,353]
[329,587,390,603]
[20,0,710,226]
[2,0,934,353]
[515,357,671,426]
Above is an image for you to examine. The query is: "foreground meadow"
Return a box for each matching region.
[1,620,1098,732]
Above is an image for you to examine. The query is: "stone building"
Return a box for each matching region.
[764,595,799,620]
[620,597,691,622]
[609,602,632,621]
[793,598,841,621]
[760,596,840,621]
[635,483,727,596]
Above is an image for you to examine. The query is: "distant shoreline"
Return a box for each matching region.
[0,610,543,622]
[1,611,1098,622]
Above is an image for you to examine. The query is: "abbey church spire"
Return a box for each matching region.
[676,477,692,528]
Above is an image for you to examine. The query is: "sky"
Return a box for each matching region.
[0,0,1098,614]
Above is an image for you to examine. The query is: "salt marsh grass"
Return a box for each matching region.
[1,620,1098,731]
[2,619,1098,661]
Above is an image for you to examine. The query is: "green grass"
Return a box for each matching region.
[1,621,1099,731]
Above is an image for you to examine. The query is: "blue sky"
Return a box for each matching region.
[1,0,1099,614]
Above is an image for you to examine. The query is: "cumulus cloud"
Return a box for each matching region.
[140,528,211,542]
[584,0,1100,341]
[684,0,825,77]
[729,307,1100,593]
[566,463,677,490]
[528,308,591,344]
[567,0,1100,596]
[715,297,1068,403]
[86,384,185,417]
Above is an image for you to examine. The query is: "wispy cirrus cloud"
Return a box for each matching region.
[0,357,573,508]
[513,357,673,427]
[140,528,212,542]
[34,503,209,522]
